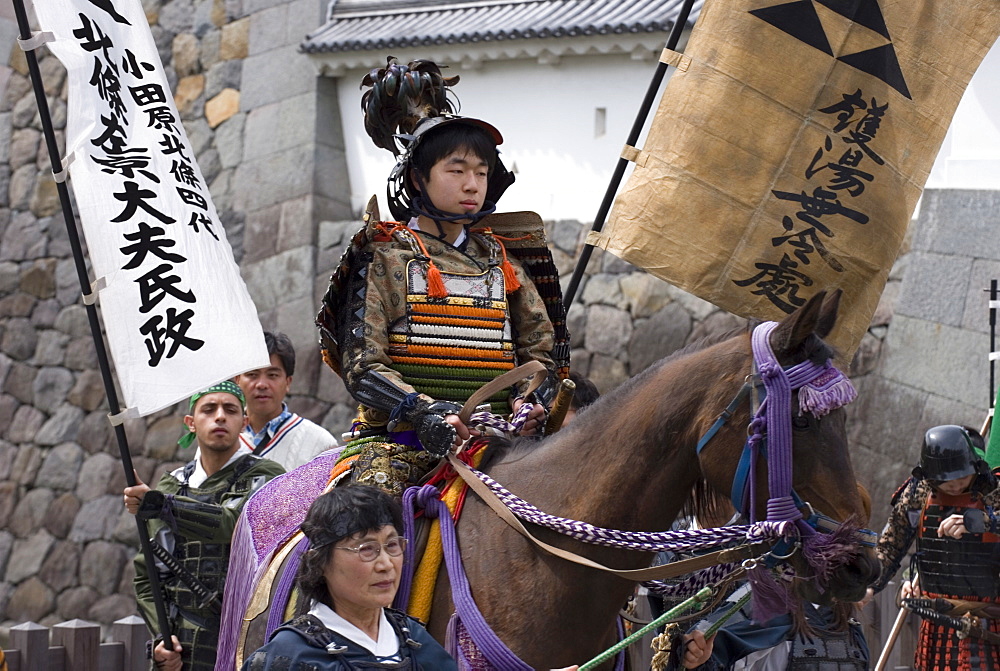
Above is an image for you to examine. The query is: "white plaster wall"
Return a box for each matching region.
[926,41,1000,190]
[335,53,662,222]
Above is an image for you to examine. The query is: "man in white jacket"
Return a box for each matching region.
[236,331,337,470]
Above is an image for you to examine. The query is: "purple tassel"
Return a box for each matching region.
[216,512,258,670]
[797,370,857,418]
[801,520,860,588]
[266,535,310,637]
[747,565,797,623]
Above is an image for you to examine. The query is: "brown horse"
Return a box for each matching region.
[225,289,878,669]
[426,289,878,668]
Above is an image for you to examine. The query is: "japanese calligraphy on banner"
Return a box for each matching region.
[34,0,268,415]
[593,0,1000,359]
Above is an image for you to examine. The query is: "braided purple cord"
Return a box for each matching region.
[644,563,737,597]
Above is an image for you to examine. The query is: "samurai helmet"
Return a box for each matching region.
[913,424,987,482]
[360,57,515,222]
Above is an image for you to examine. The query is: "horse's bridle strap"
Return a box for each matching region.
[447,454,771,580]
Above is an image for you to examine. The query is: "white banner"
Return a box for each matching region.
[32,0,269,416]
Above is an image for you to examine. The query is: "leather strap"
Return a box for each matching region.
[447,454,770,580]
[458,361,547,424]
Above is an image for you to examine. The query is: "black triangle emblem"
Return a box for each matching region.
[839,43,911,99]
[814,0,889,39]
[750,0,832,55]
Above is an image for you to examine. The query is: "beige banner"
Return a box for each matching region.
[595,0,1000,358]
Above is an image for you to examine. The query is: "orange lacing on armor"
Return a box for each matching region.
[375,221,448,298]
[411,314,506,329]
[412,303,506,320]
[389,355,514,369]
[473,228,525,294]
[397,344,512,359]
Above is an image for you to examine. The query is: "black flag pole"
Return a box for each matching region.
[11,0,174,646]
[563,0,697,311]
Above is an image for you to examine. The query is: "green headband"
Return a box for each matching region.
[177,381,246,448]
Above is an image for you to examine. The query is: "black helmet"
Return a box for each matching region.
[913,425,984,482]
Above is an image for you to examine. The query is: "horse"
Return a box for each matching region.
[221,289,880,670]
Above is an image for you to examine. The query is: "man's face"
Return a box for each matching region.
[236,354,292,421]
[933,473,975,496]
[420,150,488,223]
[184,392,244,453]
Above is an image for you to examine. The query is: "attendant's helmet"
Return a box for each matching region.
[912,424,986,482]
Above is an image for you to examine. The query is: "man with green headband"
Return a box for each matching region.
[124,381,285,671]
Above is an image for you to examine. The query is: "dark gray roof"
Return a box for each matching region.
[303,0,703,54]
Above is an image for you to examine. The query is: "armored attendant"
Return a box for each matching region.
[316,58,569,494]
[870,424,1000,670]
[124,382,285,671]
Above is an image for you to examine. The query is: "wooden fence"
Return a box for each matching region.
[0,584,922,670]
[2,616,147,671]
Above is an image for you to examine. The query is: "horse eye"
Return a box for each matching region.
[792,416,810,430]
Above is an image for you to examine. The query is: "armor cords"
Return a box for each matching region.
[389,259,515,412]
[788,626,868,671]
[915,490,1000,671]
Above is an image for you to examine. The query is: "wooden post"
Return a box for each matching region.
[112,615,150,671]
[9,622,49,671]
[50,620,99,671]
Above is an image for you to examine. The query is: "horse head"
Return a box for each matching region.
[697,289,879,608]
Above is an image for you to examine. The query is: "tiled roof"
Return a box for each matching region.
[303,0,703,53]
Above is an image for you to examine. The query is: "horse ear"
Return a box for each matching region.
[769,290,827,354]
[814,288,842,339]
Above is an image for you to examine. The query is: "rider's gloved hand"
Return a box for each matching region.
[411,401,464,457]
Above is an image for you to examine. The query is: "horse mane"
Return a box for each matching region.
[481,322,752,469]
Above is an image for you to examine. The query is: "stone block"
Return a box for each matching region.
[882,314,986,403]
[69,495,123,543]
[12,92,39,129]
[286,0,323,41]
[585,304,632,357]
[159,0,195,33]
[686,311,746,346]
[36,405,85,446]
[241,245,314,314]
[0,260,18,291]
[919,394,983,434]
[8,162,34,210]
[38,53,67,97]
[215,111,245,168]
[620,272,671,318]
[29,172,59,217]
[7,529,55,582]
[0,528,11,576]
[174,74,206,118]
[173,32,201,77]
[2,210,48,264]
[39,539,81,592]
[241,203,281,263]
[36,441,85,491]
[9,127,40,169]
[88,593,136,624]
[12,443,43,485]
[57,585,99,621]
[77,409,115,455]
[220,16,250,60]
[627,302,692,375]
[20,259,56,300]
[846,375,927,460]
[313,143,350,206]
[278,194,316,250]
[34,329,69,366]
[581,273,623,309]
[665,284,716,321]
[198,146,222,184]
[64,337,99,370]
[80,540,128,595]
[55,304,91,337]
[206,87,240,127]
[870,278,899,328]
[0,291,34,317]
[5,576,55,622]
[67,370,106,412]
[200,27,222,69]
[32,298,61,328]
[587,353,629,395]
[76,452,119,502]
[0,480,16,529]
[566,300,587,348]
[894,251,971,326]
[233,144,313,211]
[183,116,213,156]
[205,60,242,100]
[2,73,31,113]
[5,360,37,404]
[240,45,316,110]
[32,366,74,413]
[275,294,321,394]
[913,190,1000,260]
[249,4,286,55]
[44,492,81,539]
[243,0,292,17]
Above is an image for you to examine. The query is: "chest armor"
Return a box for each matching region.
[788,627,867,671]
[916,490,1000,598]
[389,259,514,412]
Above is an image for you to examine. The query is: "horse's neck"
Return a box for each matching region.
[487,370,710,531]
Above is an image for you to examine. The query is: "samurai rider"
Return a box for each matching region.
[124,382,285,670]
[869,424,1000,670]
[316,58,570,495]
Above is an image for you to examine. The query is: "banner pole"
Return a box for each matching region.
[11,0,174,646]
[562,0,697,311]
[990,279,997,410]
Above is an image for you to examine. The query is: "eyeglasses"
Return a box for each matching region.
[335,536,407,562]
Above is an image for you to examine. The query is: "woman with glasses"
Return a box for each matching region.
[240,485,456,670]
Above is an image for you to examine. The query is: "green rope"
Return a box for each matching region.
[703,591,752,638]
[578,586,714,671]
